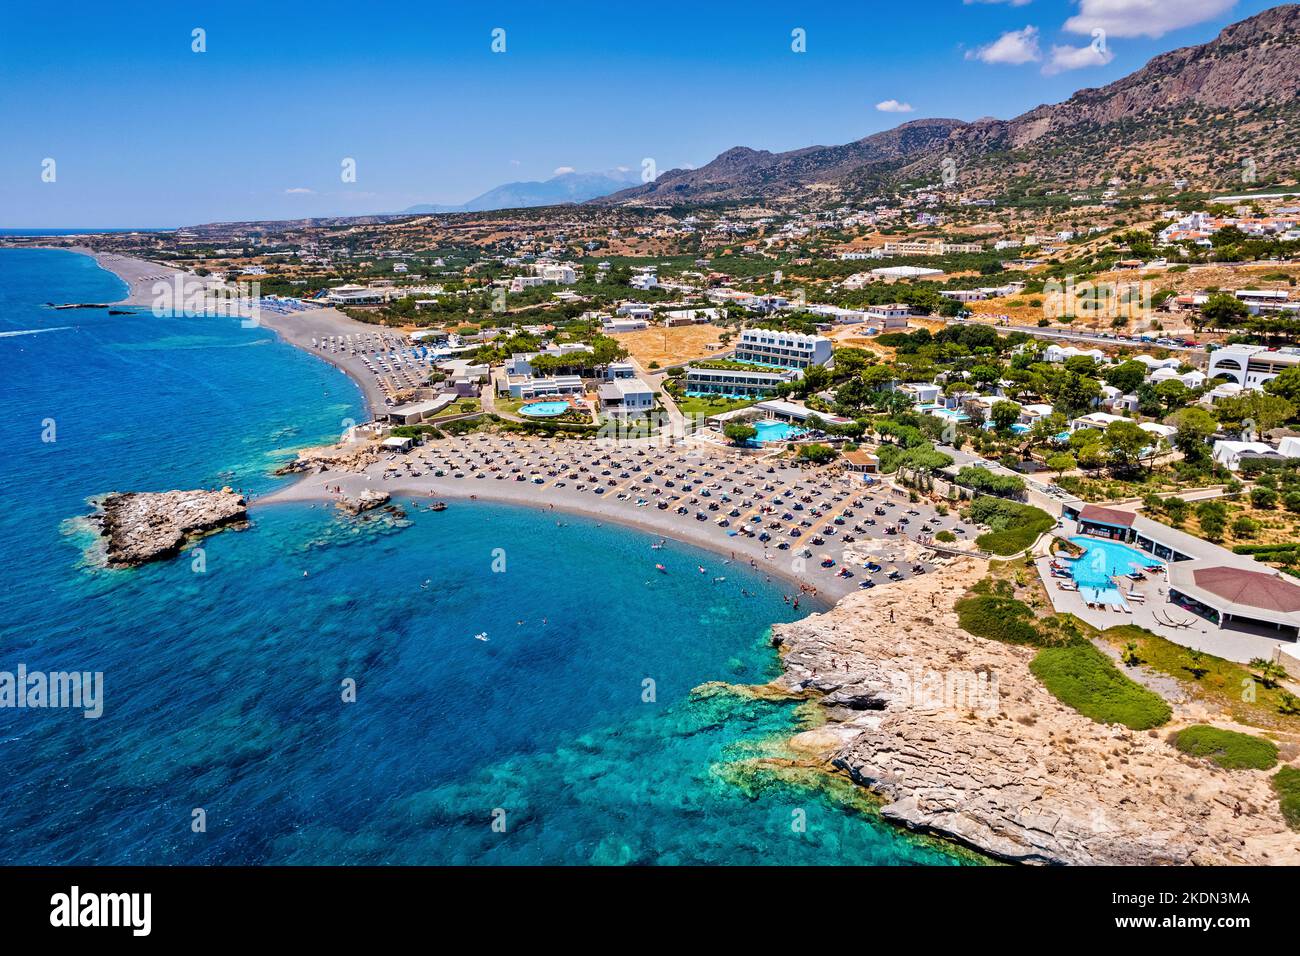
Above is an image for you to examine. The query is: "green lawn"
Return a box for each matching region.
[671,394,755,417]
[1172,725,1279,770]
[1029,641,1172,730]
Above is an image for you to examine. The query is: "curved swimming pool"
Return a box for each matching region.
[519,400,571,418]
[751,420,805,444]
[1069,536,1161,589]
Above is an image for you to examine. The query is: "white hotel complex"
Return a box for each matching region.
[1207,345,1300,388]
[731,329,833,369]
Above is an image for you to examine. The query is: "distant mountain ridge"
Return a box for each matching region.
[403,170,639,214]
[599,4,1300,205]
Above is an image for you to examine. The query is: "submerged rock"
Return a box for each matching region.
[335,489,390,515]
[91,488,248,567]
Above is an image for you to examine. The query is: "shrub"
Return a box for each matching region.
[1230,515,1259,538]
[954,466,1026,499]
[1029,642,1172,729]
[955,595,1042,645]
[1173,725,1278,770]
[1250,486,1278,510]
[935,530,957,543]
[965,497,1054,555]
[1274,766,1300,830]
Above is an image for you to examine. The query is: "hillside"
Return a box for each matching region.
[601,5,1300,206]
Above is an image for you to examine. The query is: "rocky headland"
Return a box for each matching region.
[770,560,1300,866]
[91,489,248,567]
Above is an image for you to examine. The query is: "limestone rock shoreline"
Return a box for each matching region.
[91,489,248,567]
[769,560,1299,866]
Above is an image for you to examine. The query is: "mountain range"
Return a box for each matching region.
[599,4,1300,206]
[401,169,640,214]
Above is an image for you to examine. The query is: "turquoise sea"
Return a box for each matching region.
[0,248,973,865]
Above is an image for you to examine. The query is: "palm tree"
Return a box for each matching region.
[1248,657,1287,690]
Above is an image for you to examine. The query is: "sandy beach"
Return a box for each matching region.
[259,432,971,603]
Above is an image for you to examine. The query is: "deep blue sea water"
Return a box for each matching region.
[0,249,973,865]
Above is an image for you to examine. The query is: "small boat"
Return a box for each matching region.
[655,564,667,573]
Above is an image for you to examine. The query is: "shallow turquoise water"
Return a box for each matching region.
[1069,535,1161,590]
[519,400,570,417]
[753,420,805,443]
[0,249,975,865]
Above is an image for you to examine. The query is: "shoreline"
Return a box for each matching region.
[39,245,387,418]
[255,433,954,605]
[258,481,843,611]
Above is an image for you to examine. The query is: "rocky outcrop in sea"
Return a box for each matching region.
[91,489,248,567]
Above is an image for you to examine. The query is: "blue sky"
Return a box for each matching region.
[0,0,1280,227]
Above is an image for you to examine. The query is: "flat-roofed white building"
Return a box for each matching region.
[864,303,912,329]
[598,378,655,416]
[732,329,832,369]
[504,375,585,400]
[684,363,799,398]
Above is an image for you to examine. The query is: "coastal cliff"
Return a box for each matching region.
[771,562,1299,866]
[92,489,248,567]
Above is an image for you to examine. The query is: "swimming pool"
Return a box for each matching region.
[519,400,571,417]
[751,420,805,444]
[1069,536,1161,589]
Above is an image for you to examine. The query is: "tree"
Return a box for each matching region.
[1153,379,1191,414]
[796,443,836,465]
[1045,452,1076,478]
[1168,406,1217,465]
[722,423,757,445]
[1197,500,1228,541]
[1103,360,1147,395]
[990,400,1021,433]
[1198,293,1249,331]
[1053,372,1102,419]
[1104,420,1149,474]
[1264,366,1300,409]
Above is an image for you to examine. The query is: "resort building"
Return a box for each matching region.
[1207,346,1300,389]
[863,303,912,329]
[869,265,945,280]
[842,450,879,474]
[603,361,637,380]
[1166,565,1300,641]
[1069,411,1127,433]
[383,395,457,425]
[683,363,799,398]
[896,382,942,405]
[503,375,585,400]
[732,329,832,369]
[326,284,385,305]
[1212,440,1289,471]
[1061,504,1300,642]
[504,344,594,377]
[597,378,655,417]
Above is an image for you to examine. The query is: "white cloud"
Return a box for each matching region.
[1064,0,1236,39]
[1043,40,1117,74]
[553,165,576,175]
[964,0,1034,6]
[876,99,915,113]
[966,25,1042,64]
[510,159,521,166]
[284,187,314,195]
